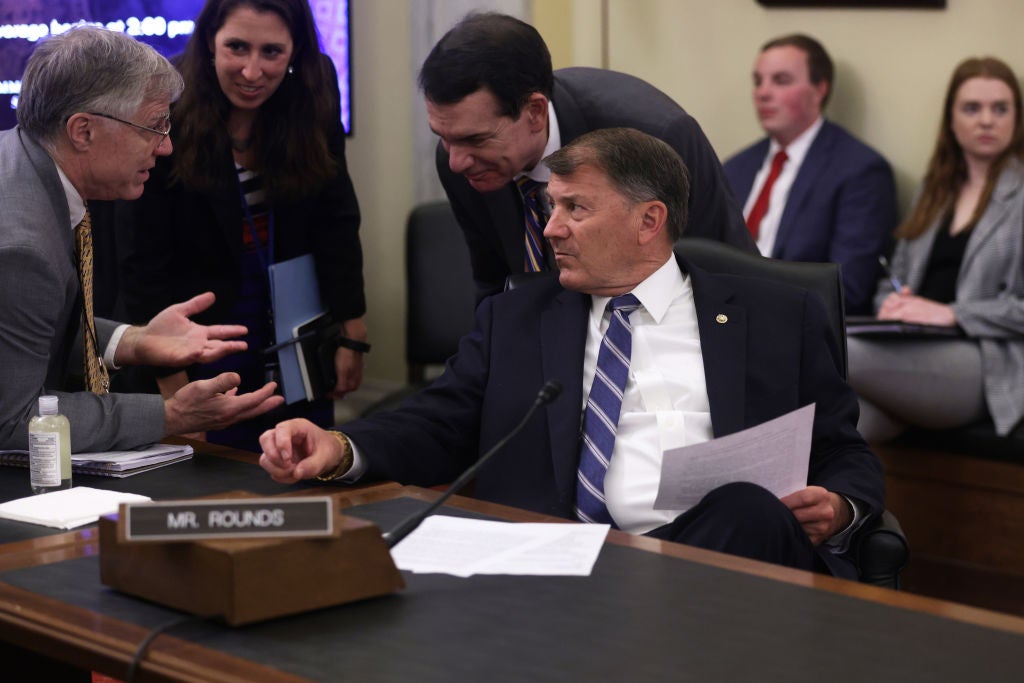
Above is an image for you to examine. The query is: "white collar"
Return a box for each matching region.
[589,255,686,324]
[521,100,560,184]
[54,164,87,230]
[769,116,824,167]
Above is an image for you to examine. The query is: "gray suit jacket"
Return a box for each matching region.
[875,158,1024,434]
[0,127,164,451]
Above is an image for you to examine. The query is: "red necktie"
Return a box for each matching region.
[745,149,788,239]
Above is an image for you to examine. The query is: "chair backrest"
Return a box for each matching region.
[405,201,476,383]
[675,238,848,377]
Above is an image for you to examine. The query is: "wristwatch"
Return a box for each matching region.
[315,431,354,481]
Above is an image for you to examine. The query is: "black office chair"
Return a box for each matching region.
[675,238,909,589]
[361,201,476,415]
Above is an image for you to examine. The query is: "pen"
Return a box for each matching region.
[877,255,903,291]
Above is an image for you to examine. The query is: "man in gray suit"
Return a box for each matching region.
[420,12,754,301]
[0,26,283,452]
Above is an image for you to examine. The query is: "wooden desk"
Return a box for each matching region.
[0,446,1023,681]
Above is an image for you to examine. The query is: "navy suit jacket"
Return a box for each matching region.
[723,121,897,314]
[437,67,754,300]
[342,254,884,578]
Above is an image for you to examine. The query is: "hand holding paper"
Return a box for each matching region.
[780,486,852,546]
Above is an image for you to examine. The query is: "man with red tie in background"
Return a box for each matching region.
[723,34,897,314]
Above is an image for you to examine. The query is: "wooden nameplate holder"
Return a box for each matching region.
[98,491,404,626]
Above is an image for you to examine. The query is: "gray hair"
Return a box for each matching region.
[545,127,690,241]
[18,26,183,143]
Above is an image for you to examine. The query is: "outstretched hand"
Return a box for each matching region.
[164,372,284,438]
[115,292,250,367]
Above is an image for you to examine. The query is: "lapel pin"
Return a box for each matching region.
[715,314,728,324]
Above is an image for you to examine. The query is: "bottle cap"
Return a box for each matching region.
[38,395,58,416]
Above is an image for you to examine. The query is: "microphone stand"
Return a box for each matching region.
[382,380,562,548]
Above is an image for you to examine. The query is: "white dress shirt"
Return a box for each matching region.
[583,257,713,533]
[519,101,561,185]
[55,165,127,368]
[742,117,824,257]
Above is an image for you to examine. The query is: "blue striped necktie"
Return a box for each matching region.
[576,294,641,527]
[516,177,549,272]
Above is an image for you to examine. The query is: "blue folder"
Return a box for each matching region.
[267,254,325,404]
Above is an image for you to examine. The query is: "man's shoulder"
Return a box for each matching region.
[553,67,686,130]
[723,138,770,170]
[817,120,891,167]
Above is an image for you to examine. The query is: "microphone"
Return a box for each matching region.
[382,379,563,548]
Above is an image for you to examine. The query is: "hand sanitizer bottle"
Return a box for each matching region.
[29,395,72,494]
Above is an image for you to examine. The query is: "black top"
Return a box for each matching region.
[919,212,971,303]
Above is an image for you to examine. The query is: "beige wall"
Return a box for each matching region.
[346,0,414,381]
[540,0,1024,212]
[349,0,1024,384]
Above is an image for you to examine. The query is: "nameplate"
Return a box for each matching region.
[119,496,336,542]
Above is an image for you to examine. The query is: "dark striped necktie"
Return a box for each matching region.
[517,176,549,272]
[575,294,641,527]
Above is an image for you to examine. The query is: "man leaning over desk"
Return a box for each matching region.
[0,26,283,453]
[260,128,884,580]
[422,11,754,302]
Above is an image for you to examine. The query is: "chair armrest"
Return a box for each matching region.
[854,510,909,590]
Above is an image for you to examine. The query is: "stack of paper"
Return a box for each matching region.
[0,487,151,529]
[0,443,193,478]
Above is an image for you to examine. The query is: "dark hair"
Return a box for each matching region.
[761,33,833,108]
[418,12,553,119]
[172,0,338,202]
[19,26,182,145]
[545,128,690,241]
[898,57,1024,240]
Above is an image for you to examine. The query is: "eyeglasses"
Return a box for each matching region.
[88,111,172,143]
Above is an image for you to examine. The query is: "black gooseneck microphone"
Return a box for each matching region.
[382,380,563,548]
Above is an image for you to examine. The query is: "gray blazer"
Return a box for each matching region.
[875,158,1024,435]
[0,127,164,451]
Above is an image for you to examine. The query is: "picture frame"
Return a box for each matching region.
[756,1,946,7]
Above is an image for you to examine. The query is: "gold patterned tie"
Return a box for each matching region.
[74,209,110,394]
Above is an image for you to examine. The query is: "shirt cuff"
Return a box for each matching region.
[824,495,866,554]
[339,435,368,482]
[104,324,130,370]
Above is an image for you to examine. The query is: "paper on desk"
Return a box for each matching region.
[0,487,151,530]
[654,403,814,510]
[389,516,609,578]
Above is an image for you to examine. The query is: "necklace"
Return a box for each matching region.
[230,135,254,152]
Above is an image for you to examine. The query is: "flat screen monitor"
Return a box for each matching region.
[0,0,351,133]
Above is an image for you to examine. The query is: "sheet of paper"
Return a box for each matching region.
[389,516,609,578]
[0,487,151,530]
[654,403,815,510]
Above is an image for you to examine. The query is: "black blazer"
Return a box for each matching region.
[120,61,363,329]
[342,255,884,578]
[436,67,755,300]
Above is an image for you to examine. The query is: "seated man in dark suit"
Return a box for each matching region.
[723,34,897,314]
[260,127,884,580]
[420,11,754,302]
